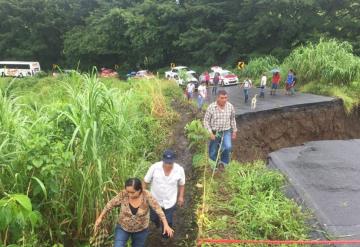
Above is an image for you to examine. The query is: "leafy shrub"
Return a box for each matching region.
[184,120,209,151]
[239,56,280,80]
[0,194,42,245]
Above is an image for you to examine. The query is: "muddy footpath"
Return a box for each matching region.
[146,100,200,247]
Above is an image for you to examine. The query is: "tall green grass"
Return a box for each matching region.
[282,39,360,112]
[0,73,180,246]
[283,39,360,85]
[203,162,308,240]
[238,56,280,81]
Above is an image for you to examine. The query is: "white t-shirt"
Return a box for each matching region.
[260,76,267,87]
[186,83,195,93]
[144,162,185,209]
[243,79,252,89]
[198,85,207,98]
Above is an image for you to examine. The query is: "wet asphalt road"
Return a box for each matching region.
[204,85,335,116]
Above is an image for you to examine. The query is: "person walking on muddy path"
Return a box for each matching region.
[240,77,252,103]
[197,81,207,110]
[186,81,195,101]
[203,90,237,171]
[144,150,185,240]
[212,72,220,95]
[94,178,174,247]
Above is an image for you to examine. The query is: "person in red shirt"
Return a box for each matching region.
[270,72,281,95]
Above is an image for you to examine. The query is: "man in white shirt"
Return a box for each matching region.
[144,149,185,238]
[197,81,207,109]
[186,82,195,101]
[260,73,267,98]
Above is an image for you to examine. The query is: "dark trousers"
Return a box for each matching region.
[212,85,218,95]
[150,205,176,238]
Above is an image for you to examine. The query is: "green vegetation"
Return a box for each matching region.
[185,120,309,246]
[201,161,308,241]
[1,1,359,70]
[238,56,280,84]
[283,39,360,85]
[236,39,360,112]
[0,74,180,246]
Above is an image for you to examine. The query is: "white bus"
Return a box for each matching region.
[0,61,41,77]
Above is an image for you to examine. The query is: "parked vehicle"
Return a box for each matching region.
[133,70,155,79]
[165,66,195,79]
[0,61,41,77]
[126,71,137,79]
[100,68,118,78]
[209,67,239,86]
[175,71,199,88]
[165,66,198,87]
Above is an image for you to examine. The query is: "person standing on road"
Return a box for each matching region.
[285,69,294,95]
[186,82,195,101]
[197,81,207,110]
[144,150,185,239]
[203,90,237,170]
[241,77,252,103]
[204,71,210,87]
[270,72,281,95]
[260,73,267,98]
[290,72,297,95]
[212,72,220,95]
[94,178,174,247]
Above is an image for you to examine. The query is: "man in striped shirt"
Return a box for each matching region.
[203,90,237,169]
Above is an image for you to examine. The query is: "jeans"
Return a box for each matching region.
[209,129,232,165]
[197,95,204,109]
[243,89,249,103]
[212,85,218,95]
[114,224,149,247]
[187,92,193,100]
[260,86,265,97]
[150,205,176,238]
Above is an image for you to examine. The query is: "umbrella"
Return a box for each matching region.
[271,68,280,73]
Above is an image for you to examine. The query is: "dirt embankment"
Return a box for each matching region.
[233,99,360,162]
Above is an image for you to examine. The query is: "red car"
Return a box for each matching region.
[100,68,118,78]
[209,68,239,86]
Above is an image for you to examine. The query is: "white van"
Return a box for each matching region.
[0,61,41,77]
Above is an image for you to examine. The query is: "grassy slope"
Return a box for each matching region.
[0,74,182,246]
[185,121,310,246]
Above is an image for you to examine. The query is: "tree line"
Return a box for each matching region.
[0,0,359,71]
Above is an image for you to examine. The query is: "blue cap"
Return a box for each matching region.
[163,149,175,164]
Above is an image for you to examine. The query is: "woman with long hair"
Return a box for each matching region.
[94,178,174,247]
